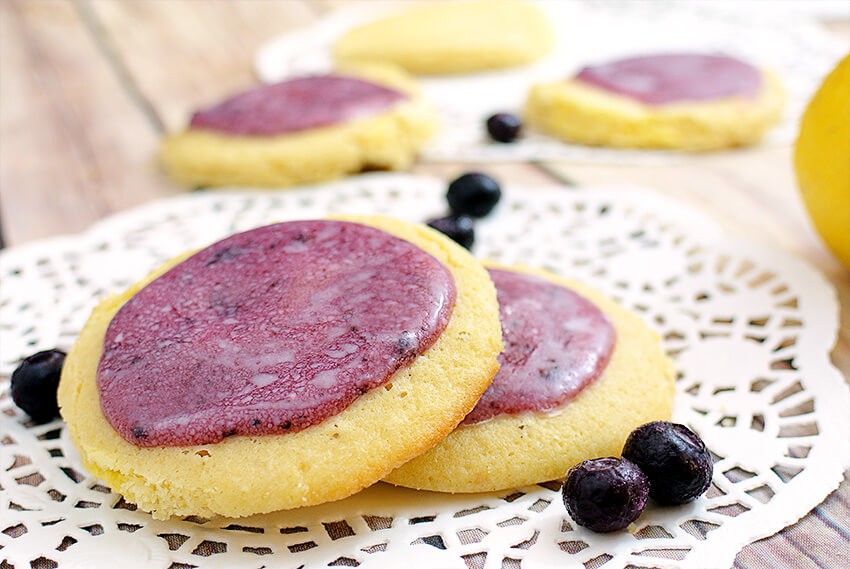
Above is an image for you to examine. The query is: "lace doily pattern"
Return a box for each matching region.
[254,0,850,163]
[1,174,848,569]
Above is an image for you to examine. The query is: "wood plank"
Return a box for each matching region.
[0,0,176,246]
[736,479,850,568]
[313,0,407,15]
[735,534,825,569]
[88,0,319,133]
[542,149,823,261]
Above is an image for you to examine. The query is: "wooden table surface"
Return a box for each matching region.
[2,1,848,567]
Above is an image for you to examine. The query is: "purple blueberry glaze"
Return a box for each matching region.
[97,220,455,447]
[574,53,762,105]
[189,75,407,136]
[462,269,615,425]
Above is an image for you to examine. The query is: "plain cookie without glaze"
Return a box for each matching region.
[384,264,675,493]
[333,1,554,75]
[58,216,502,519]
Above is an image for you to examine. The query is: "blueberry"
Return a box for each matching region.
[562,457,649,532]
[427,215,475,250]
[622,421,713,505]
[486,113,522,143]
[447,173,501,218]
[10,349,66,423]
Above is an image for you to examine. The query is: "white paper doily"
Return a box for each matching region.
[1,174,848,569]
[254,0,849,164]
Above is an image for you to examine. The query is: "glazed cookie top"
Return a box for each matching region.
[574,53,763,105]
[189,75,408,136]
[97,220,456,447]
[462,268,615,425]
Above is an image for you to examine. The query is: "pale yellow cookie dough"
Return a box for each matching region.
[384,264,675,493]
[333,1,555,75]
[524,70,785,150]
[159,65,437,188]
[58,216,502,519]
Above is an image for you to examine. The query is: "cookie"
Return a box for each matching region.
[333,1,554,75]
[58,216,502,519]
[160,65,437,188]
[384,264,675,492]
[524,53,785,150]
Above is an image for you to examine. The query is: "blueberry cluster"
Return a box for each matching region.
[426,172,502,250]
[562,421,713,532]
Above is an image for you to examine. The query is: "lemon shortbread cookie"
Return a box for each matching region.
[525,53,785,150]
[385,265,675,492]
[333,1,555,75]
[160,67,437,188]
[58,217,501,519]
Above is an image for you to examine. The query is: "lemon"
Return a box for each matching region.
[794,53,850,269]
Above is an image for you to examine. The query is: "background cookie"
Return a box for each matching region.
[58,216,501,519]
[332,0,554,75]
[385,264,675,493]
[160,65,437,188]
[525,53,785,150]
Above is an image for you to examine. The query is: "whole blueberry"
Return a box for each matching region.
[486,113,522,143]
[622,421,713,505]
[10,349,67,423]
[426,214,475,250]
[562,457,649,532]
[447,173,502,218]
